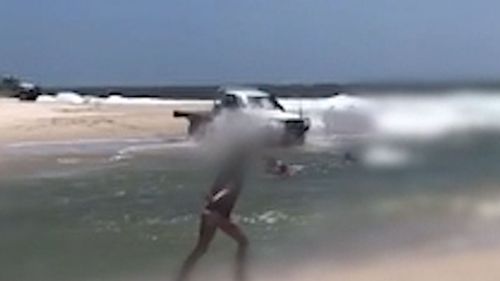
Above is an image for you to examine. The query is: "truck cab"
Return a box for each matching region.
[215,88,284,111]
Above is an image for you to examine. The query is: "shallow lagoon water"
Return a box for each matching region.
[2,132,500,281]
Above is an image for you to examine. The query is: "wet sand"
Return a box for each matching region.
[151,247,500,281]
[239,245,497,281]
[291,248,500,281]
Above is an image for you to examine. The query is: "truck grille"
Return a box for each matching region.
[284,119,310,133]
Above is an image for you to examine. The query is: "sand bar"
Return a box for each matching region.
[0,98,209,145]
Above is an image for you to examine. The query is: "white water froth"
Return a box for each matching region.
[109,140,198,162]
[362,145,413,168]
[280,91,500,140]
[37,93,212,106]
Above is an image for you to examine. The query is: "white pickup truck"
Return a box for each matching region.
[173,87,310,145]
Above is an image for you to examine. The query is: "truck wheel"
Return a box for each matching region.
[188,121,207,140]
[282,132,306,146]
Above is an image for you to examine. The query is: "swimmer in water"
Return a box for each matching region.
[343,152,357,165]
[264,156,294,177]
[177,152,249,281]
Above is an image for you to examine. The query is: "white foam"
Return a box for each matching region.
[362,145,413,168]
[36,93,212,106]
[36,95,57,102]
[476,198,500,220]
[280,95,373,133]
[36,92,88,104]
[369,92,500,140]
[97,95,212,106]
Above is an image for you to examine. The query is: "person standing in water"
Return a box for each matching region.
[177,152,249,281]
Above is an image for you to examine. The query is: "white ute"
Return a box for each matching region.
[173,87,310,145]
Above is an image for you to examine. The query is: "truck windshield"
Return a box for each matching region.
[221,94,240,108]
[248,96,279,110]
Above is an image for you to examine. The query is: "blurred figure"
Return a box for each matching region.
[343,152,357,165]
[177,151,249,281]
[264,156,297,177]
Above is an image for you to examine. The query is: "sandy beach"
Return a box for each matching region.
[0,98,209,145]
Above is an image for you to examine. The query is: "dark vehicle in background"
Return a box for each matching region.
[1,76,42,101]
[16,83,42,101]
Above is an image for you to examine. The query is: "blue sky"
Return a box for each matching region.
[1,0,499,86]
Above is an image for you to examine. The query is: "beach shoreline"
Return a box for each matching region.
[270,246,500,281]
[145,245,500,281]
[0,98,208,146]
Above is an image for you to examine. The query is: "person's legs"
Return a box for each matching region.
[212,213,249,281]
[177,214,217,281]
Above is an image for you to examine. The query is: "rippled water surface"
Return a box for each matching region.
[2,131,500,281]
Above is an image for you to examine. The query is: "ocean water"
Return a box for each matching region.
[2,91,500,281]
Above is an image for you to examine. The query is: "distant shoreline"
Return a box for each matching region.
[42,81,500,99]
